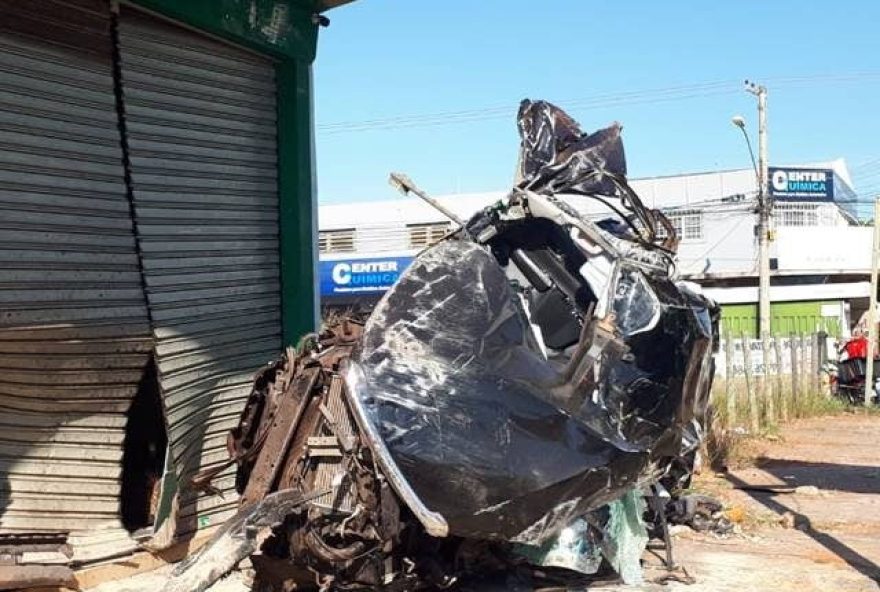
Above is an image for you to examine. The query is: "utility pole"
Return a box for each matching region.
[865,198,880,405]
[746,80,773,417]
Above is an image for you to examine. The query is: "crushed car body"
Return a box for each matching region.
[170,100,719,591]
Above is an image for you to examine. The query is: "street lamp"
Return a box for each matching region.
[731,115,759,187]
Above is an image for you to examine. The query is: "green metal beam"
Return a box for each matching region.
[278,58,319,343]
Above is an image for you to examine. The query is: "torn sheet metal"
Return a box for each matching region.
[179,99,718,591]
[516,99,626,197]
[162,490,322,592]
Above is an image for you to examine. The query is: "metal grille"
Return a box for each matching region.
[775,203,819,227]
[772,202,851,228]
[311,376,356,513]
[408,222,450,249]
[117,8,281,533]
[319,228,356,254]
[0,0,153,533]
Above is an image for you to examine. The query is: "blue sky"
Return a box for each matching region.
[312,1,880,212]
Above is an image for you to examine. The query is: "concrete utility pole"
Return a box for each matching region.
[865,198,880,405]
[746,81,773,412]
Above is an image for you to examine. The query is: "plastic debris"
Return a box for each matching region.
[513,517,603,575]
[600,490,649,585]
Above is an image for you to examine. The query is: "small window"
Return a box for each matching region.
[319,228,356,254]
[657,210,702,241]
[408,222,450,249]
[683,212,702,240]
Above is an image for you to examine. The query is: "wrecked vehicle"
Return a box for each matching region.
[172,100,719,591]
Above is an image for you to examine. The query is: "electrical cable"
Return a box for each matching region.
[318,73,880,135]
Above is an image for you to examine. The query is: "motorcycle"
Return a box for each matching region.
[829,334,879,404]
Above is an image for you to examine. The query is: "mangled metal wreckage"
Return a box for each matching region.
[173,100,719,591]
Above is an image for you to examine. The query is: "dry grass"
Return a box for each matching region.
[705,376,849,471]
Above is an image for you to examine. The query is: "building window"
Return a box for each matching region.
[776,204,819,227]
[658,210,702,241]
[319,228,356,254]
[408,222,450,249]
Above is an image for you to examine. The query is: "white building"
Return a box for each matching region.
[318,159,872,337]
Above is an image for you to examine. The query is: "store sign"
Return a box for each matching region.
[319,257,413,297]
[769,167,833,201]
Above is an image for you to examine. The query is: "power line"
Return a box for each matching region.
[852,166,880,178]
[317,72,880,135]
[850,157,880,172]
[317,80,738,131]
[319,85,742,135]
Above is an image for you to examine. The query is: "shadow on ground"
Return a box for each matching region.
[726,471,880,584]
[751,458,880,495]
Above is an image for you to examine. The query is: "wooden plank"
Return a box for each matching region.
[790,332,801,408]
[774,337,787,422]
[742,333,758,433]
[23,526,219,592]
[0,565,75,591]
[725,333,736,422]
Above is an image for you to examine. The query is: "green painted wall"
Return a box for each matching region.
[129,0,321,344]
[128,0,320,61]
[721,300,843,338]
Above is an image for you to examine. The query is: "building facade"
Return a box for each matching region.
[318,160,871,338]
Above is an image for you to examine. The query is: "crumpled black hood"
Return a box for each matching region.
[350,240,715,543]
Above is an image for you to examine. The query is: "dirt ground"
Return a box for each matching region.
[85,413,880,592]
[650,412,880,592]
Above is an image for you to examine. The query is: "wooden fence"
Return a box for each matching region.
[714,332,830,432]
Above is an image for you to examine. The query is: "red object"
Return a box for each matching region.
[845,336,868,360]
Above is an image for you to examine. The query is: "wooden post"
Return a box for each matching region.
[764,335,776,425]
[742,333,759,433]
[811,332,825,395]
[774,337,787,422]
[800,333,810,399]
[725,332,736,424]
[756,341,767,426]
[790,332,800,415]
[807,333,819,396]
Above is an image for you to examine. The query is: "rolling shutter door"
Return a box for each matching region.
[117,9,281,531]
[0,0,152,533]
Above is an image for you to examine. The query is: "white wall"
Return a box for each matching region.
[675,207,757,276]
[775,226,872,273]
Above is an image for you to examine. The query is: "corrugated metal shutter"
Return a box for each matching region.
[0,0,153,533]
[117,9,281,533]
